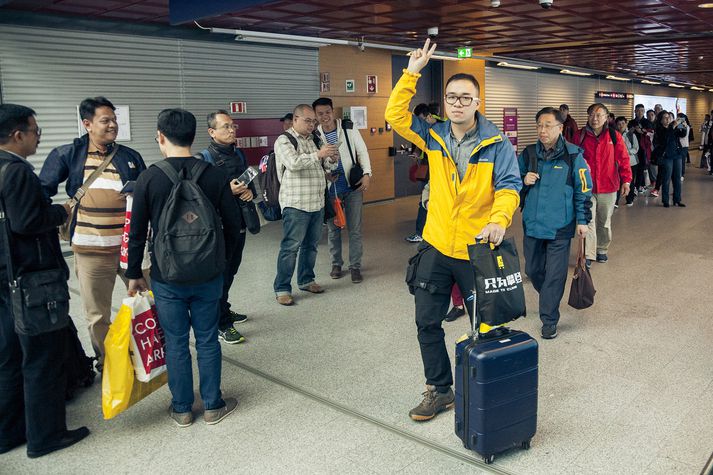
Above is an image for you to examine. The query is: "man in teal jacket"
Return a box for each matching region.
[519,107,593,340]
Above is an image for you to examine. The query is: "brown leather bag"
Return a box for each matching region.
[59,146,119,241]
[568,237,596,309]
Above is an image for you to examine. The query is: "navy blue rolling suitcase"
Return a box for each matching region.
[454,328,538,464]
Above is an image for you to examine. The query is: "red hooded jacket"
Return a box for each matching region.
[573,126,632,194]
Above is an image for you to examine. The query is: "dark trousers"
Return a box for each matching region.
[415,203,427,236]
[660,158,682,205]
[414,243,474,389]
[218,229,246,329]
[0,290,68,452]
[625,164,639,204]
[523,236,571,327]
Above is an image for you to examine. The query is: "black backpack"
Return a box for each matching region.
[65,318,96,401]
[153,160,225,284]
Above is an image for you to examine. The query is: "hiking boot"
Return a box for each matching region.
[169,407,193,428]
[228,310,248,324]
[204,397,238,425]
[299,283,324,294]
[404,234,423,243]
[26,427,90,458]
[408,386,454,422]
[541,324,558,340]
[218,327,246,344]
[276,294,294,306]
[350,268,363,283]
[596,253,608,263]
[445,306,465,322]
[330,266,343,279]
[674,202,686,207]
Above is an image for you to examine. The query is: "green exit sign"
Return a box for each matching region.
[457,47,472,58]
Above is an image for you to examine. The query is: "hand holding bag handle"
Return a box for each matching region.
[59,144,120,241]
[568,237,596,309]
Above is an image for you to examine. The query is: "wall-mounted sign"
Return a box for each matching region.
[595,91,634,100]
[350,106,367,129]
[77,105,131,141]
[346,79,355,93]
[503,107,518,152]
[230,102,247,113]
[457,47,472,58]
[366,75,377,94]
[321,72,330,92]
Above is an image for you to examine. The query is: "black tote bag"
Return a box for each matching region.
[467,238,527,326]
[568,237,596,309]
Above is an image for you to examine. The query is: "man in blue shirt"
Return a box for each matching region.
[519,107,593,339]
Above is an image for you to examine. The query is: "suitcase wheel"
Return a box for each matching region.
[522,440,531,450]
[483,455,495,465]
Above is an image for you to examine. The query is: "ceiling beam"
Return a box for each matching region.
[168,0,276,25]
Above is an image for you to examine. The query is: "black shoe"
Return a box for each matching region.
[541,324,558,340]
[596,253,608,263]
[674,202,686,207]
[0,437,26,454]
[218,326,246,344]
[663,202,670,208]
[444,306,465,322]
[27,427,89,459]
[585,259,592,269]
[228,310,248,324]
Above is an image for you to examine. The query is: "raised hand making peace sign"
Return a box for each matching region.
[406,38,438,75]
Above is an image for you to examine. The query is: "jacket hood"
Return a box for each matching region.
[431,111,502,142]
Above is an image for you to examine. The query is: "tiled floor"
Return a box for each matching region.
[2,164,712,475]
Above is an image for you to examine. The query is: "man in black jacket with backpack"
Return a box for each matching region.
[0,104,89,458]
[127,109,241,428]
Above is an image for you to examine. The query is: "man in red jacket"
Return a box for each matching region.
[574,103,632,266]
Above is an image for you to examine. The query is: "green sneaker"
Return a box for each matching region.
[218,326,246,344]
[228,310,248,324]
[408,385,454,421]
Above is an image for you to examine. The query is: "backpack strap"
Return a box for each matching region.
[199,149,214,165]
[155,160,181,185]
[189,161,209,183]
[608,127,618,145]
[525,144,537,173]
[281,132,298,150]
[341,123,357,166]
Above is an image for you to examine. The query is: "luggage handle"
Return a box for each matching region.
[470,239,496,340]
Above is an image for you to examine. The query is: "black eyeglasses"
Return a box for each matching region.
[445,95,477,106]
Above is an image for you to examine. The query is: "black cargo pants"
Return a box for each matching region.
[408,242,474,389]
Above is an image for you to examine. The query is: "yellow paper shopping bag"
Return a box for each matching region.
[102,295,167,419]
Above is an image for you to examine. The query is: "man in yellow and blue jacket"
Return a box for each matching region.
[385,40,522,422]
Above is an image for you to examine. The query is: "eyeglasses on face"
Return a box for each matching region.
[588,112,608,119]
[296,116,317,125]
[444,95,477,106]
[212,123,237,131]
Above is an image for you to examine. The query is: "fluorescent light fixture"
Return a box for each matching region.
[560,69,592,76]
[235,36,328,48]
[641,80,661,85]
[407,52,460,61]
[497,61,540,70]
[698,3,713,8]
[691,86,705,91]
[669,83,685,88]
[709,89,713,92]
[606,75,629,81]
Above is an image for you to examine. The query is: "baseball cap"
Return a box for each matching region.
[279,113,293,122]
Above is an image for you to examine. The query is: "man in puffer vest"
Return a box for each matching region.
[386,39,522,422]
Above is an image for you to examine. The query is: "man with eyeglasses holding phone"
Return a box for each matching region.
[573,103,631,266]
[273,104,338,306]
[197,110,256,344]
[386,39,522,422]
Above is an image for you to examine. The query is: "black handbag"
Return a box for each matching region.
[238,200,261,235]
[568,237,596,309]
[342,119,365,190]
[467,238,527,326]
[0,163,70,336]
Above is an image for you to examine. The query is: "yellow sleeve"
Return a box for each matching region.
[385,70,428,152]
[489,188,520,229]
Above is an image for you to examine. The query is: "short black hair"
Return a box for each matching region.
[206,109,231,129]
[157,108,196,147]
[413,103,430,117]
[615,116,627,124]
[79,96,115,121]
[445,73,480,95]
[587,103,609,115]
[535,107,563,124]
[635,104,645,110]
[312,97,333,110]
[428,103,441,116]
[559,104,569,110]
[0,104,36,145]
[646,109,655,115]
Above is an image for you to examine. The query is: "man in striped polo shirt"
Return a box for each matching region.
[40,97,146,371]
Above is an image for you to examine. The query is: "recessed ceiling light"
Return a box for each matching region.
[709,89,713,92]
[497,61,540,70]
[641,80,661,85]
[699,56,704,60]
[691,86,704,90]
[606,75,629,81]
[698,3,713,8]
[669,83,685,88]
[560,69,592,76]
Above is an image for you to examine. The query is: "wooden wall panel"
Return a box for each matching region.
[319,46,394,202]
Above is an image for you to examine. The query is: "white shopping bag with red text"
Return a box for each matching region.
[123,292,166,382]
[119,195,132,270]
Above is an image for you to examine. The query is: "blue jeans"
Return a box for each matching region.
[660,158,682,205]
[274,207,324,294]
[152,275,224,413]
